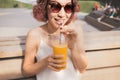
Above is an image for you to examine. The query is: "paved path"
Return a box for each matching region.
[0,8,98,37]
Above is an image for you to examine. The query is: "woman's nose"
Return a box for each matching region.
[57,7,66,18]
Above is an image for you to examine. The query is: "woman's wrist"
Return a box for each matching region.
[69,40,79,51]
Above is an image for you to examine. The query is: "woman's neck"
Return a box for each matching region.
[46,23,60,35]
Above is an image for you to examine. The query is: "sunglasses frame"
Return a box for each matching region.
[48,2,75,13]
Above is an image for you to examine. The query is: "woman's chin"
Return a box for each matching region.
[52,23,60,29]
[54,22,61,27]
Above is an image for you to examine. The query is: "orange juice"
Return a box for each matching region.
[52,43,68,70]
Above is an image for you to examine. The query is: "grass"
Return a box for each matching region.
[0,0,32,9]
[78,1,102,13]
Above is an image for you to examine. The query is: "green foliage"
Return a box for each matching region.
[78,1,101,13]
[0,0,32,8]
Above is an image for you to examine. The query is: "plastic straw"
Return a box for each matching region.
[59,23,63,44]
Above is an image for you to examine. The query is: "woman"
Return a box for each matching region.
[23,0,87,80]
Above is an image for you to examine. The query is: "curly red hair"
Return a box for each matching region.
[33,0,80,22]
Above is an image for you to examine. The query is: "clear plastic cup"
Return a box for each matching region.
[50,34,68,70]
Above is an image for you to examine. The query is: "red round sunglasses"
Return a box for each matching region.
[48,2,75,13]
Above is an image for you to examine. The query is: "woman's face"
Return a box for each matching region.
[47,0,73,28]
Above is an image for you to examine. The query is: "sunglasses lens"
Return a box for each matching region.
[65,4,73,13]
[49,2,74,13]
[50,3,61,13]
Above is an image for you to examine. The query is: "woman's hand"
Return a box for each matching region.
[47,54,66,71]
[61,28,78,49]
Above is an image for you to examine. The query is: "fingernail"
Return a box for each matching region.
[60,27,62,30]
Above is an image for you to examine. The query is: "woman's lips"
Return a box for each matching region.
[55,18,64,25]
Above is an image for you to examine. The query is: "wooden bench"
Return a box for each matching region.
[101,16,120,28]
[82,31,120,80]
[0,31,120,80]
[85,15,115,31]
[85,12,120,31]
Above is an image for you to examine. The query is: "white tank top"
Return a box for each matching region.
[36,40,81,80]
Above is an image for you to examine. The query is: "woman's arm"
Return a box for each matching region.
[23,28,66,77]
[61,24,88,73]
[70,26,88,73]
[70,41,87,73]
[23,29,49,77]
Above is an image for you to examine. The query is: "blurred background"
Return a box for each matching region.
[0,0,119,13]
[0,0,120,36]
[0,1,120,80]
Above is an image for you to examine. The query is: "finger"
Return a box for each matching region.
[66,29,76,34]
[61,29,76,35]
[48,56,66,64]
[52,59,66,64]
[49,62,66,69]
[48,56,54,62]
[48,65,60,72]
[48,54,54,62]
[48,54,63,61]
[51,55,64,59]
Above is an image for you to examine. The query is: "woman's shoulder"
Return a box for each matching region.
[26,25,46,43]
[25,27,43,48]
[27,23,47,36]
[27,27,41,37]
[26,24,47,40]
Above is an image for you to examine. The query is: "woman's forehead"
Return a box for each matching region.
[49,0,72,4]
